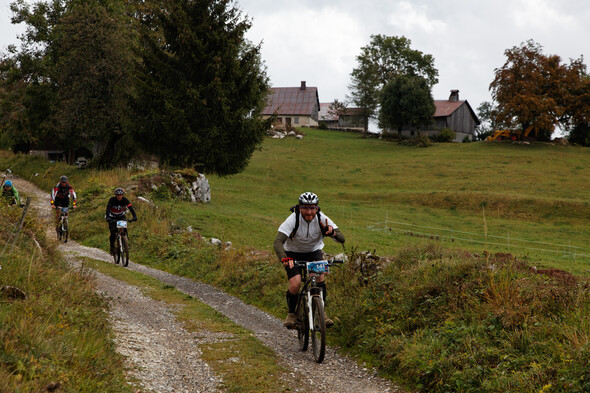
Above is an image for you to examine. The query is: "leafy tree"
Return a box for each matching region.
[50,0,138,165]
[568,123,590,146]
[132,0,270,176]
[490,40,588,140]
[0,0,137,164]
[348,34,438,136]
[379,74,435,137]
[327,99,348,118]
[347,55,379,136]
[474,101,499,140]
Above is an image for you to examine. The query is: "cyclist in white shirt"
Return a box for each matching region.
[273,192,345,329]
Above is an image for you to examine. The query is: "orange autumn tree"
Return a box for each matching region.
[489,40,588,140]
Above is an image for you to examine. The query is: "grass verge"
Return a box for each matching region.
[0,204,139,392]
[81,257,292,393]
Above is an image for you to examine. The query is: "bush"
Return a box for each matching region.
[400,133,431,147]
[568,123,590,146]
[431,128,456,143]
[318,121,328,130]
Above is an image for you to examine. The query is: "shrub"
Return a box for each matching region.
[400,133,431,147]
[432,128,456,143]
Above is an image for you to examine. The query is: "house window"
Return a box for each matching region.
[294,117,299,124]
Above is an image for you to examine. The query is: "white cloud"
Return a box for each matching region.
[245,6,365,101]
[510,0,576,29]
[387,2,447,33]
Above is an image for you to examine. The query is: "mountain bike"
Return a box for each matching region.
[56,207,69,243]
[112,218,135,267]
[293,259,343,363]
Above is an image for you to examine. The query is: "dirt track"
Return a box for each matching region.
[16,178,402,393]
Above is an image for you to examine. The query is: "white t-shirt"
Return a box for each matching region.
[278,211,338,253]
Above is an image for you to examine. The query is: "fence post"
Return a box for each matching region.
[11,197,31,252]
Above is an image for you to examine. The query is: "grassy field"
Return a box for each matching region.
[3,129,590,392]
[164,129,590,274]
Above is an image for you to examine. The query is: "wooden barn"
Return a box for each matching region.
[400,90,480,141]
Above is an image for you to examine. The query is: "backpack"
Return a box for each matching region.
[288,205,323,240]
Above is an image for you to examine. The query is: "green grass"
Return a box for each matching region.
[160,130,590,274]
[3,130,590,392]
[0,204,139,392]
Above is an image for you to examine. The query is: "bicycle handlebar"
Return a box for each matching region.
[293,259,344,268]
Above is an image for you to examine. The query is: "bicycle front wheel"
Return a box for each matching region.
[62,219,68,243]
[297,294,309,351]
[121,235,130,267]
[114,236,121,264]
[311,295,326,363]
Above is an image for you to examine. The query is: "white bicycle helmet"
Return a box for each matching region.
[299,192,319,205]
[114,187,125,195]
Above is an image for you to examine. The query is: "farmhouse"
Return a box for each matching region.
[318,103,365,131]
[400,90,480,142]
[261,81,320,128]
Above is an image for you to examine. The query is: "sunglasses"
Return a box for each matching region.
[300,205,318,211]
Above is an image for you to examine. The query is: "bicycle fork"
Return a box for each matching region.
[306,287,324,331]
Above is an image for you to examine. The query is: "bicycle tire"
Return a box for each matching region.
[62,219,68,243]
[297,294,309,351]
[121,234,130,267]
[311,295,326,363]
[114,235,121,264]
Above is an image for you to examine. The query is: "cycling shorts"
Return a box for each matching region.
[284,249,323,279]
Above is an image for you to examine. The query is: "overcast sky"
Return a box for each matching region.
[1,0,589,114]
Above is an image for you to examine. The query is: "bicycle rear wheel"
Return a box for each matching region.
[121,234,130,267]
[311,295,326,363]
[297,294,309,351]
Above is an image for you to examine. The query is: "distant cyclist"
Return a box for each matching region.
[273,192,345,329]
[51,175,77,230]
[105,188,137,255]
[2,180,21,206]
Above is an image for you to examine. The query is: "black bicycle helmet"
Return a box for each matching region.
[60,175,68,182]
[299,192,319,205]
[114,188,125,195]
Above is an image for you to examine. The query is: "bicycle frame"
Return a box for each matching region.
[57,207,69,242]
[113,219,131,267]
[293,259,343,363]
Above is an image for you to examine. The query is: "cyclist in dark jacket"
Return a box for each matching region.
[51,175,77,234]
[273,192,345,329]
[105,188,137,255]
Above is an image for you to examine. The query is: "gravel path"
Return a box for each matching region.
[16,177,403,393]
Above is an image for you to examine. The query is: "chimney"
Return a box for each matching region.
[449,89,459,101]
[300,81,306,90]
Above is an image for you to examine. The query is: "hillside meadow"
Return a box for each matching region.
[171,129,590,274]
[2,129,590,392]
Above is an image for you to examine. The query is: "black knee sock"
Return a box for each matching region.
[317,281,327,303]
[286,290,298,313]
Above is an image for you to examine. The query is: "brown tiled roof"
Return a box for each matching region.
[262,86,320,116]
[342,107,364,116]
[434,100,480,124]
[434,100,463,117]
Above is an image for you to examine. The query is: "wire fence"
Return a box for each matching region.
[367,212,590,260]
